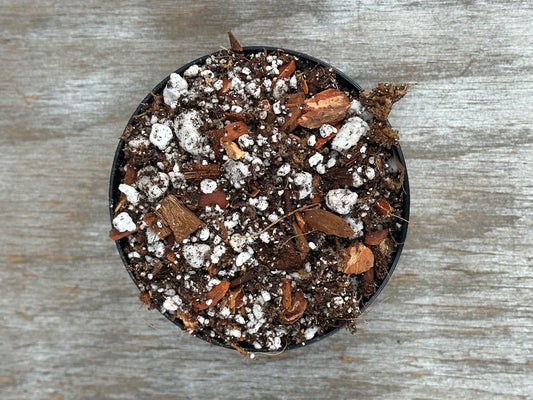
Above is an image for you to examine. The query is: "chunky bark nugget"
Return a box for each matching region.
[111,45,408,351]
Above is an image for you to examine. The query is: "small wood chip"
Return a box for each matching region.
[142,212,172,238]
[292,221,310,256]
[218,76,232,95]
[281,279,292,309]
[183,163,221,181]
[199,189,229,209]
[228,31,243,52]
[277,59,296,78]
[194,281,231,310]
[109,227,137,241]
[154,195,204,243]
[224,121,248,141]
[313,129,337,149]
[280,92,305,132]
[280,289,307,324]
[364,228,389,246]
[342,243,374,274]
[298,88,350,129]
[176,310,198,330]
[301,209,354,238]
[375,198,392,216]
[228,284,245,312]
[221,140,246,160]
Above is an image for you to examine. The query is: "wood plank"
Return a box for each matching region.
[0,0,531,399]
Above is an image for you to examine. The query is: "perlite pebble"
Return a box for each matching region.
[325,188,359,214]
[113,212,136,232]
[149,123,173,150]
[331,117,369,152]
[163,73,188,108]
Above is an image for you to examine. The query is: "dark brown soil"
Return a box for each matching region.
[111,43,408,352]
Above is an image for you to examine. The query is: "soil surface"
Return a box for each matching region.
[110,45,408,352]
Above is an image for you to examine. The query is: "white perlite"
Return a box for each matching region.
[112,212,136,232]
[308,152,324,167]
[183,64,200,78]
[331,117,369,152]
[174,110,209,156]
[319,124,337,138]
[235,251,252,267]
[325,188,359,214]
[293,171,313,199]
[182,244,210,269]
[149,123,173,150]
[272,79,288,99]
[348,99,364,115]
[200,179,217,194]
[224,160,251,188]
[118,184,140,205]
[304,326,320,340]
[163,73,188,108]
[276,163,291,176]
[229,233,251,253]
[352,171,364,187]
[365,167,376,180]
[249,196,269,211]
[210,244,226,264]
[136,167,169,200]
[162,295,182,312]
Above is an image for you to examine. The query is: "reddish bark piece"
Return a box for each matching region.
[123,165,137,185]
[208,128,226,159]
[361,267,376,297]
[277,59,296,78]
[109,227,137,241]
[364,229,389,246]
[298,88,350,129]
[183,163,221,181]
[277,241,306,271]
[375,198,392,216]
[342,243,374,274]
[292,221,310,257]
[297,74,309,94]
[154,195,205,243]
[281,279,292,309]
[294,211,307,232]
[280,289,307,324]
[218,76,232,95]
[199,189,229,209]
[301,209,355,238]
[194,281,231,310]
[228,31,243,52]
[228,285,245,313]
[224,121,248,141]
[142,212,172,238]
[280,92,305,132]
[313,130,337,149]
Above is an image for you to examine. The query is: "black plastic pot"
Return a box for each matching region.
[109,47,409,352]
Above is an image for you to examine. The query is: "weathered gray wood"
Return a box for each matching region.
[1,0,532,399]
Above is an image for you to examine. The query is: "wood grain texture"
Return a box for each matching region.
[1,0,532,399]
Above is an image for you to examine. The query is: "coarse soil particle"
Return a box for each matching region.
[111,44,408,352]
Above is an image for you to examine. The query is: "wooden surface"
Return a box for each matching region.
[1,1,532,399]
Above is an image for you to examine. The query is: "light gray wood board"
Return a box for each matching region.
[1,0,532,399]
